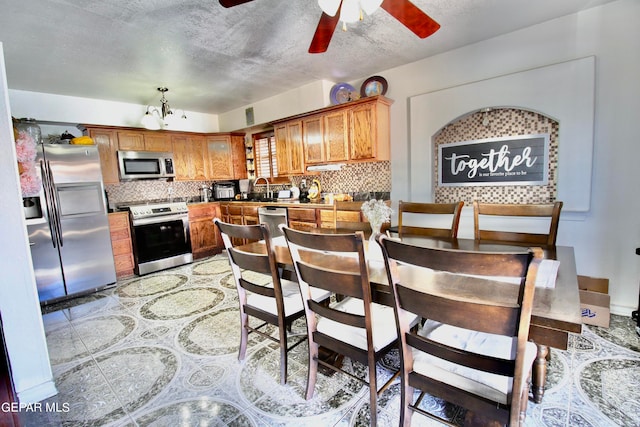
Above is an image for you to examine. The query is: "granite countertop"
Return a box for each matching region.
[206,199,334,208]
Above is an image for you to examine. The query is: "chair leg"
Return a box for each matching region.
[306,341,319,400]
[279,324,288,385]
[368,362,378,427]
[238,310,249,361]
[399,384,414,427]
[518,373,532,426]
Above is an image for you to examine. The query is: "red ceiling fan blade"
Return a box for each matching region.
[380,0,440,39]
[308,11,341,54]
[219,0,255,8]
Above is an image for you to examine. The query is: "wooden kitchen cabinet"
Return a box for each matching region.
[323,110,350,162]
[288,207,319,230]
[108,212,134,278]
[242,206,259,225]
[273,95,392,171]
[143,132,172,152]
[274,121,304,175]
[80,124,248,183]
[303,111,349,165]
[302,115,324,164]
[319,207,361,228]
[230,134,247,179]
[206,133,247,180]
[117,130,173,152]
[188,203,223,259]
[172,134,207,181]
[86,127,119,184]
[117,131,145,151]
[348,98,390,161]
[226,205,244,232]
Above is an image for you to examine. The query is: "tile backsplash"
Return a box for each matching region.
[105,160,391,207]
[434,108,559,204]
[105,180,209,207]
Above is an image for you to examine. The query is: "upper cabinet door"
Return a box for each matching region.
[349,103,377,160]
[117,131,145,151]
[206,135,234,180]
[324,110,349,162]
[172,135,207,181]
[274,124,290,176]
[143,132,172,152]
[303,115,324,164]
[88,128,119,184]
[230,134,247,179]
[287,121,304,174]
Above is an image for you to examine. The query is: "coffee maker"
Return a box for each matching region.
[199,185,212,202]
[299,179,310,203]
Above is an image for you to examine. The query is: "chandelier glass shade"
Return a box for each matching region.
[141,87,187,130]
[318,0,383,23]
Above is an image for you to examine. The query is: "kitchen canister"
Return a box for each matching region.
[16,118,42,144]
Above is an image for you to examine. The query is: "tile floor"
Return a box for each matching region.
[19,254,640,426]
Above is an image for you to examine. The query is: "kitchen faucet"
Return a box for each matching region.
[254,176,271,199]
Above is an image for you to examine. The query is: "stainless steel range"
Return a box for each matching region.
[127,201,192,275]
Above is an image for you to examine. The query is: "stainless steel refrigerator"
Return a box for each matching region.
[25,144,116,304]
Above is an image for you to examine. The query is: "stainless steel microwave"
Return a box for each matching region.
[117,151,175,180]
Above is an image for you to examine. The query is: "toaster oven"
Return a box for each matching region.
[213,181,238,200]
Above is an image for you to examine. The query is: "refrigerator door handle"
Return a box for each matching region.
[42,159,64,247]
[47,160,64,247]
[40,160,58,248]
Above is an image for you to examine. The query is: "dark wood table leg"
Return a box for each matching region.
[532,344,549,403]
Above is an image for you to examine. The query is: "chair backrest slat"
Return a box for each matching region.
[309,300,367,329]
[398,201,464,238]
[228,247,272,274]
[396,285,521,336]
[296,261,365,299]
[405,333,516,377]
[382,237,531,277]
[473,200,563,246]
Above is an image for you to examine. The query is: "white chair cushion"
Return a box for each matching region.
[246,278,330,317]
[316,297,418,352]
[412,319,537,405]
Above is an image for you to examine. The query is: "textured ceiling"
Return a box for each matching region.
[0,0,617,115]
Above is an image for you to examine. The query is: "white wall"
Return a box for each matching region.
[0,44,57,403]
[218,79,335,131]
[9,89,220,133]
[375,0,640,314]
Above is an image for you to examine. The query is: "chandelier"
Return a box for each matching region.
[141,87,187,130]
[318,0,383,28]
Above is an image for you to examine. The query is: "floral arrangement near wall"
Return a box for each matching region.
[14,127,40,196]
[361,199,393,240]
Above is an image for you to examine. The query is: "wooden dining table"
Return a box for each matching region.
[236,232,583,403]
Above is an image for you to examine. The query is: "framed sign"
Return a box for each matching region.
[438,134,549,186]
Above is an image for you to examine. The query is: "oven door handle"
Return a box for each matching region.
[132,214,188,226]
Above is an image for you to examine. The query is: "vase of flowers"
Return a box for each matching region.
[14,118,41,197]
[361,199,392,241]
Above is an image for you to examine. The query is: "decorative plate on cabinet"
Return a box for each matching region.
[360,76,388,97]
[330,82,357,105]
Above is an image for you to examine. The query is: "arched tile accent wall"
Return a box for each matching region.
[434,108,559,204]
[409,56,595,212]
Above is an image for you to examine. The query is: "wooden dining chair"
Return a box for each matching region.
[280,225,416,426]
[397,200,464,238]
[333,200,390,233]
[378,235,543,426]
[214,218,330,385]
[473,200,563,246]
